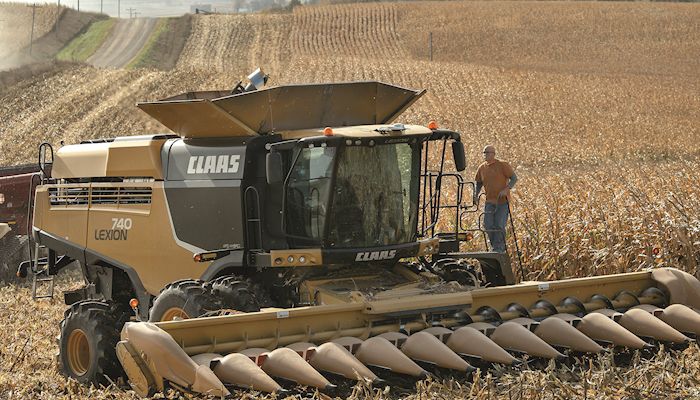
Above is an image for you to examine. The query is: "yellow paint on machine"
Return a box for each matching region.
[86,184,207,295]
[34,182,210,295]
[51,138,166,179]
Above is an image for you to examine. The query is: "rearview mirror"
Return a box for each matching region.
[266,152,283,185]
[452,141,466,172]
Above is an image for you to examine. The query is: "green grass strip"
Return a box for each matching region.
[126,18,170,69]
[56,19,116,62]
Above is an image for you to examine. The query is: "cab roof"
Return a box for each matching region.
[280,124,432,140]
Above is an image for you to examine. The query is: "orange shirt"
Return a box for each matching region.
[475,160,514,204]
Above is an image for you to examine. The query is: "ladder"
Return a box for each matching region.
[31,242,54,299]
[29,142,56,299]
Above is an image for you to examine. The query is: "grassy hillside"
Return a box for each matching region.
[56,18,116,62]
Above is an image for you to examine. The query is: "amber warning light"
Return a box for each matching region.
[193,249,233,262]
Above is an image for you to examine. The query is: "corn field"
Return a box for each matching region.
[0,0,699,398]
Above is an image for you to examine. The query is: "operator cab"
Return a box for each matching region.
[262,124,466,267]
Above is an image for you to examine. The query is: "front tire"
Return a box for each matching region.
[59,301,130,385]
[148,279,218,322]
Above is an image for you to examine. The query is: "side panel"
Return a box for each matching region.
[85,183,209,295]
[33,185,89,248]
[164,181,244,252]
[163,138,248,253]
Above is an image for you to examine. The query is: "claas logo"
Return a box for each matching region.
[187,155,241,174]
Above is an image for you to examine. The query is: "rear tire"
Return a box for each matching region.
[148,279,218,322]
[211,276,262,312]
[58,301,130,386]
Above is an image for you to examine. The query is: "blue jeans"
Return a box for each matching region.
[484,202,509,253]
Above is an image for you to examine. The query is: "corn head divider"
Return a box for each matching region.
[117,268,700,396]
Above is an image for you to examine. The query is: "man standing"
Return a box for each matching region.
[473,145,517,253]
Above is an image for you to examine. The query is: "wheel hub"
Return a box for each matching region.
[161,307,189,321]
[67,329,90,376]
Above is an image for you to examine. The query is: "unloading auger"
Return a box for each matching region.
[117,267,700,397]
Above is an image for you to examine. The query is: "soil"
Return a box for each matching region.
[140,14,192,70]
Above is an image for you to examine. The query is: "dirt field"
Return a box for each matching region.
[0,1,698,398]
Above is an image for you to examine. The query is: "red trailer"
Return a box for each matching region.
[0,164,41,235]
[0,164,41,281]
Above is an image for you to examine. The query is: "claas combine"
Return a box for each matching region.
[15,70,700,397]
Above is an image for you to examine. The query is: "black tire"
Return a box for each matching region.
[148,279,218,322]
[479,259,507,287]
[211,276,262,311]
[0,234,27,283]
[58,301,131,386]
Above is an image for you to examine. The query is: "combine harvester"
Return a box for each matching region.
[10,70,700,397]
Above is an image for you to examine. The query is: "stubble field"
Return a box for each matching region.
[0,1,699,399]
